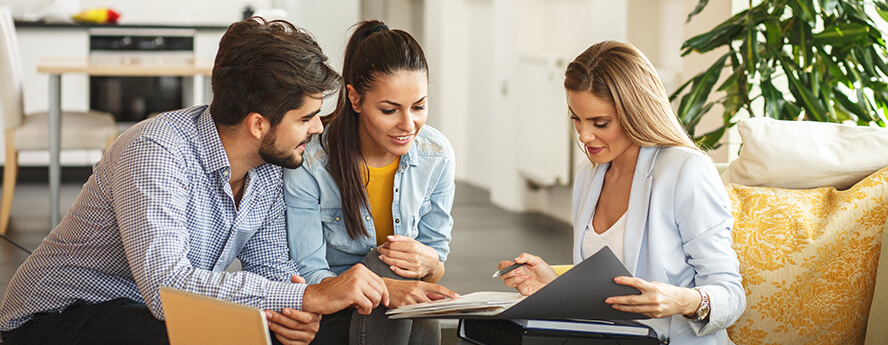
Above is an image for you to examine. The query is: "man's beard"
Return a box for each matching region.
[258,129,304,169]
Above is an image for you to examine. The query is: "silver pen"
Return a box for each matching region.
[491,262,526,278]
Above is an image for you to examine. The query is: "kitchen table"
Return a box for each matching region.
[37,57,213,226]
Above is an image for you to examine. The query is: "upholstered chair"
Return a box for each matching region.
[0,7,118,234]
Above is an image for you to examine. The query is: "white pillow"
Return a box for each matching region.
[721,117,888,189]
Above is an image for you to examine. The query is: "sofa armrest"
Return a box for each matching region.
[865,221,888,345]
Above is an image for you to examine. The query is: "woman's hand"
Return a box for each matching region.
[377,235,443,282]
[605,276,702,319]
[497,253,558,296]
[383,278,460,308]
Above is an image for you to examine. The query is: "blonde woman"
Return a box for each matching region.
[496,41,745,344]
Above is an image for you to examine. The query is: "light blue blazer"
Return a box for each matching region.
[572,146,745,345]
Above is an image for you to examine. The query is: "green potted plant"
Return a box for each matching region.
[672,0,888,150]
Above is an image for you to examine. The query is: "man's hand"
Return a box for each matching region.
[384,278,460,308]
[265,309,321,345]
[302,264,390,315]
[497,253,558,296]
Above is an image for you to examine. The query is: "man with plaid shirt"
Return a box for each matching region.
[0,17,389,345]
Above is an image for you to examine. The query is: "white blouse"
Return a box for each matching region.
[581,211,626,262]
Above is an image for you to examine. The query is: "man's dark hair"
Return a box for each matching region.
[210,17,340,127]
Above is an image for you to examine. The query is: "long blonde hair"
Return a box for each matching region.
[564,41,699,153]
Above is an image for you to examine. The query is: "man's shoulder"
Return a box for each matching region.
[119,106,204,148]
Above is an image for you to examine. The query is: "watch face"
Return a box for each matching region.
[698,290,710,319]
[699,303,710,319]
[689,288,710,321]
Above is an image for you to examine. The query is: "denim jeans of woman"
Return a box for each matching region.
[311,250,440,345]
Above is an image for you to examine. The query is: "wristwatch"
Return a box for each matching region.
[685,287,710,321]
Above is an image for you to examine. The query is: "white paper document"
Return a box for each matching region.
[387,291,525,318]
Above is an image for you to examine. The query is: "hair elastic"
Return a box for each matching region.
[370,23,389,34]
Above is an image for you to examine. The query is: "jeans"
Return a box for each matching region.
[2,298,290,345]
[311,250,440,345]
[2,298,168,345]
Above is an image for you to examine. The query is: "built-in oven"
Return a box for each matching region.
[88,28,196,123]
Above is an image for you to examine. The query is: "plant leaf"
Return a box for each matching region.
[779,54,829,121]
[782,101,803,120]
[694,126,727,151]
[816,50,846,84]
[834,89,872,122]
[682,10,750,54]
[788,0,815,23]
[686,0,710,23]
[820,82,838,122]
[676,0,888,145]
[745,9,759,76]
[763,18,783,48]
[818,0,840,13]
[870,47,888,77]
[761,77,785,119]
[813,23,869,46]
[676,53,730,128]
[877,1,888,22]
[669,77,696,102]
[857,46,879,76]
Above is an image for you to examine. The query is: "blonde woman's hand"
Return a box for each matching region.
[378,235,441,281]
[605,276,702,319]
[497,253,558,296]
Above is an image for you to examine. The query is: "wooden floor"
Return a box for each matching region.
[0,167,574,344]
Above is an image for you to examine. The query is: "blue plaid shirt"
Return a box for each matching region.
[0,105,305,331]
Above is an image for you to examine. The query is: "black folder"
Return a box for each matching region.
[457,318,662,345]
[388,246,648,320]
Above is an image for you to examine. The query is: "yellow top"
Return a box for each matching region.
[363,157,400,246]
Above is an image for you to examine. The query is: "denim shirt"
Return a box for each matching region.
[284,125,456,285]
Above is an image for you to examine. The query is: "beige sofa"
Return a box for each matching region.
[716,118,888,345]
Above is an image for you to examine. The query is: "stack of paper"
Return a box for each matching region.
[387,291,524,319]
[511,319,652,336]
[385,247,650,321]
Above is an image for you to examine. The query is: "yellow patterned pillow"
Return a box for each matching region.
[726,166,888,345]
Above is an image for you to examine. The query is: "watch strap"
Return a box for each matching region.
[685,287,710,321]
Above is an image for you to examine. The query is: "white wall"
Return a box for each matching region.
[1,0,271,25]
[421,0,631,222]
[419,0,734,223]
[2,0,738,222]
[273,0,360,115]
[423,0,471,176]
[0,0,358,166]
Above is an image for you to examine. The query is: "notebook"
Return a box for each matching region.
[160,287,272,345]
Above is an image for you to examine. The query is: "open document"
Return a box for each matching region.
[387,246,648,320]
